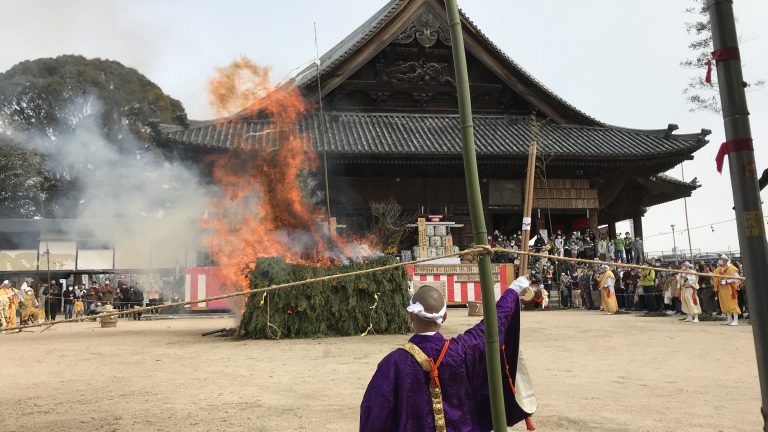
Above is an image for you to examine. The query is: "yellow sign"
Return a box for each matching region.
[744,211,765,237]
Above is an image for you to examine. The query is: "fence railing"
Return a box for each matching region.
[643,250,741,264]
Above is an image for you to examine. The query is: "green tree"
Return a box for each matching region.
[0,55,188,217]
[681,0,764,113]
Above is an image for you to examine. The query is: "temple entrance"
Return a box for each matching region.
[490,213,521,238]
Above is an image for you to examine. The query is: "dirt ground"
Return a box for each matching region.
[1,310,761,431]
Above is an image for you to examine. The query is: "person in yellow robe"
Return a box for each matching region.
[0,286,9,329]
[712,254,742,326]
[598,265,619,314]
[21,285,45,324]
[0,280,18,329]
[678,262,701,323]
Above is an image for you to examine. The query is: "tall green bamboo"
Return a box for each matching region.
[443,1,508,430]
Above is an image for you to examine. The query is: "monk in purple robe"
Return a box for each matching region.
[360,277,536,431]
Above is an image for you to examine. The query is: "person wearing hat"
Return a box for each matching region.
[21,283,44,324]
[713,254,741,326]
[678,262,701,322]
[0,280,13,328]
[0,280,20,328]
[598,265,619,314]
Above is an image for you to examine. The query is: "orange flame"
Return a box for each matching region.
[204,57,371,293]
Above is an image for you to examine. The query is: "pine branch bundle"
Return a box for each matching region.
[238,256,410,339]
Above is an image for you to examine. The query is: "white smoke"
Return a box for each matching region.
[6,98,211,270]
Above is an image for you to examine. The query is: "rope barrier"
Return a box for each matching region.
[4,246,489,332]
[2,245,745,334]
[493,247,746,281]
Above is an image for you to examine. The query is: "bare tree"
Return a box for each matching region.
[681,0,764,113]
[369,198,413,254]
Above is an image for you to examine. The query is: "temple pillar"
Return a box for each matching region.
[588,208,599,239]
[608,223,617,239]
[633,213,644,239]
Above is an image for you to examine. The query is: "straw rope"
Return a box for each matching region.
[5,246,488,332]
[499,248,746,281]
[2,245,744,334]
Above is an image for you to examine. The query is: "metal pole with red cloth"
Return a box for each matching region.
[707,1,768,428]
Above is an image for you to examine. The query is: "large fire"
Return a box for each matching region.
[204,57,375,292]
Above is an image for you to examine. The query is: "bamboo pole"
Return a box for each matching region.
[442,1,507,430]
[519,133,538,276]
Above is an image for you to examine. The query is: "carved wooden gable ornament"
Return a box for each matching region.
[394,10,452,48]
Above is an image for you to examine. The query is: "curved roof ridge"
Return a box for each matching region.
[605,123,712,141]
[293,0,603,126]
[294,0,407,86]
[454,5,601,126]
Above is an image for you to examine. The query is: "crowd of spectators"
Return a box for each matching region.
[486,227,746,322]
[0,277,165,329]
[554,257,747,322]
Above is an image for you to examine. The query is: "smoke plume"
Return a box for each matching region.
[5,97,210,270]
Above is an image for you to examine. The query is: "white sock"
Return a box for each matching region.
[693,314,699,323]
[731,313,739,326]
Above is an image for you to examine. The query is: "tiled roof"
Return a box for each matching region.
[162,112,709,159]
[292,0,600,126]
[654,173,699,188]
[293,0,407,88]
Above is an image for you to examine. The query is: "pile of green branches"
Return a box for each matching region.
[238,256,410,339]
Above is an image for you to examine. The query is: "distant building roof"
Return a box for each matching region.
[161,112,709,159]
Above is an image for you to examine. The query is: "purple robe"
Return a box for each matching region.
[360,289,529,431]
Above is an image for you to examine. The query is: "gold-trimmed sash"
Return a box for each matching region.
[401,342,449,432]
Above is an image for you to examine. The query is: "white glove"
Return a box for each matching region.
[509,276,530,294]
[721,280,727,285]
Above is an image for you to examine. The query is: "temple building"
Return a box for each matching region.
[160,0,709,247]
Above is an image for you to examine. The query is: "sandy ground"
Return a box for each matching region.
[1,310,761,432]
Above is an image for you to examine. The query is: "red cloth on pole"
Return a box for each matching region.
[715,139,753,173]
[712,47,740,64]
[704,47,739,85]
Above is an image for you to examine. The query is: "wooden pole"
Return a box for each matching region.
[680,162,694,261]
[519,135,538,276]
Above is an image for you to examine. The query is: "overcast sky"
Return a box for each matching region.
[2,0,767,256]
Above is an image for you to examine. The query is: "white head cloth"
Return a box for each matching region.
[1,280,9,287]
[406,299,447,324]
[508,276,530,294]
